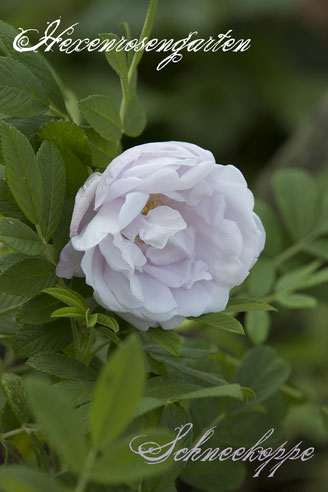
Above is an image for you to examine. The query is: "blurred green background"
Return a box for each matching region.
[1,0,327,491]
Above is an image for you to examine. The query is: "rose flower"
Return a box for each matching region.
[56,141,265,330]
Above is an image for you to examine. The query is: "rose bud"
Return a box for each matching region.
[56,141,265,330]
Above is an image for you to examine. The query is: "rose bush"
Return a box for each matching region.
[56,141,265,330]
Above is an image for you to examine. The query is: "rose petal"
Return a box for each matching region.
[70,172,102,237]
[139,206,187,249]
[71,199,124,251]
[56,242,84,279]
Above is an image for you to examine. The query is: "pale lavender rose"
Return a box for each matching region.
[56,141,265,331]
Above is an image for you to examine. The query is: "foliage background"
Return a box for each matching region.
[0,0,327,491]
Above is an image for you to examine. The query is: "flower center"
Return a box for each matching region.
[141,194,164,215]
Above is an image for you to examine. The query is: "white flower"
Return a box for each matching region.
[56,141,265,330]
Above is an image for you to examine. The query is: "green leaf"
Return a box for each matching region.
[0,217,44,255]
[233,346,291,404]
[145,338,214,360]
[146,351,168,376]
[90,334,145,449]
[275,260,321,291]
[181,459,245,492]
[303,238,328,261]
[245,311,271,345]
[2,115,58,148]
[55,380,95,407]
[16,293,61,325]
[123,93,146,137]
[317,190,328,233]
[13,321,72,358]
[169,383,245,402]
[296,268,328,289]
[0,257,55,296]
[43,286,88,312]
[96,325,120,345]
[52,197,73,261]
[217,412,282,448]
[0,56,48,117]
[143,404,192,492]
[51,306,86,319]
[30,433,51,472]
[85,309,98,328]
[26,353,96,381]
[128,0,159,77]
[26,378,88,472]
[0,291,27,335]
[0,252,25,273]
[37,141,66,241]
[247,257,276,297]
[147,353,225,386]
[254,200,284,256]
[39,120,91,195]
[0,466,63,492]
[276,293,318,309]
[189,312,244,335]
[273,168,319,240]
[275,261,328,292]
[99,33,128,87]
[225,297,276,313]
[91,430,174,485]
[96,313,119,333]
[0,373,29,424]
[79,95,121,141]
[0,20,66,113]
[147,328,182,357]
[0,122,42,223]
[86,128,121,168]
[135,396,167,418]
[0,179,25,220]
[144,376,245,403]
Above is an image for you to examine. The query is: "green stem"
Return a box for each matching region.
[127,0,158,83]
[273,242,305,267]
[274,228,321,267]
[119,78,129,125]
[119,0,158,127]
[1,425,38,440]
[74,447,98,492]
[0,428,25,440]
[88,338,111,360]
[262,288,293,303]
[81,326,96,364]
[71,318,81,354]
